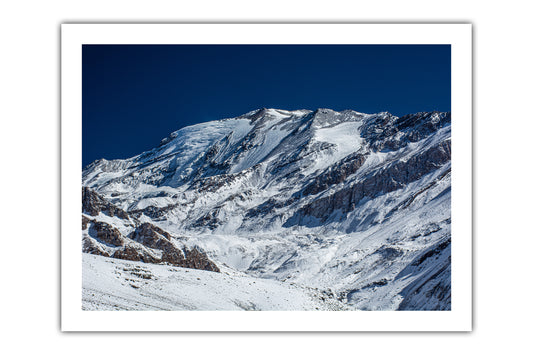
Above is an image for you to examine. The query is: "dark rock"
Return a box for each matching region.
[112,245,160,264]
[192,207,223,230]
[82,187,129,220]
[82,188,220,272]
[89,221,124,247]
[128,223,220,272]
[361,111,450,152]
[292,139,451,224]
[302,152,368,196]
[82,215,90,230]
[182,247,220,273]
[384,168,451,219]
[112,245,142,262]
[82,236,110,257]
[376,246,404,260]
[129,223,186,263]
[129,203,182,220]
[131,222,174,242]
[412,237,451,267]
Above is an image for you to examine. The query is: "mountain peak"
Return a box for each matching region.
[82,106,452,311]
[243,108,312,123]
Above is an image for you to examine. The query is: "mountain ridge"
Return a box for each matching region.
[82,107,451,311]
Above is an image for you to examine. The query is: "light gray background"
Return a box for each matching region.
[1,0,530,354]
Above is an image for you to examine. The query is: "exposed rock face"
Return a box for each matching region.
[113,223,221,271]
[128,222,187,266]
[82,189,220,272]
[192,207,223,230]
[301,152,368,196]
[397,236,452,310]
[89,221,124,247]
[361,111,450,152]
[82,215,90,230]
[291,139,451,224]
[82,235,110,257]
[82,186,129,219]
[112,245,143,262]
[129,203,182,220]
[181,247,220,273]
[131,222,174,244]
[190,168,253,194]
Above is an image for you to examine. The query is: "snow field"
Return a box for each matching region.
[83,253,347,311]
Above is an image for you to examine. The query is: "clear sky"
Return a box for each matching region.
[82,44,450,167]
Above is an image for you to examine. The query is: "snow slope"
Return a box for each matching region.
[83,254,346,311]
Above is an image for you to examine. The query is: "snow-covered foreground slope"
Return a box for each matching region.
[82,108,451,311]
[83,254,346,311]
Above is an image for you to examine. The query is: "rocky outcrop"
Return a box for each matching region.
[129,222,187,265]
[302,152,368,196]
[82,187,129,219]
[361,111,450,152]
[110,241,220,272]
[82,204,220,272]
[291,139,451,224]
[89,221,125,247]
[130,222,174,243]
[112,245,144,262]
[123,223,220,271]
[82,215,90,230]
[82,235,110,257]
[129,202,183,220]
[190,168,250,194]
[397,236,451,310]
[181,247,220,272]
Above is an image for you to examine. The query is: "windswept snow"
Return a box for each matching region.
[313,120,364,168]
[230,123,293,173]
[83,254,346,311]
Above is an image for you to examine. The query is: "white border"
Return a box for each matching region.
[61,24,472,331]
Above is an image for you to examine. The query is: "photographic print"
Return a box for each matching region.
[62,24,471,331]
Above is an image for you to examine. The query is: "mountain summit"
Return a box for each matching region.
[82,108,451,311]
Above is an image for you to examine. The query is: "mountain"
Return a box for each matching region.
[82,108,451,311]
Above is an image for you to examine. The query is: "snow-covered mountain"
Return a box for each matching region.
[82,108,451,311]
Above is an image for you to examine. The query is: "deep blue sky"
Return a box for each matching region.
[82,44,450,167]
